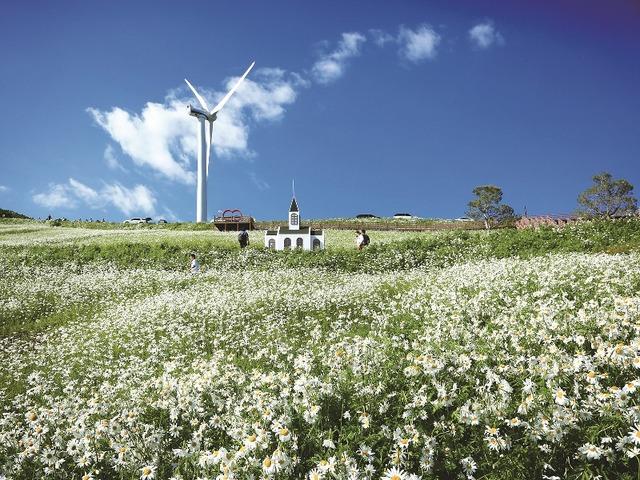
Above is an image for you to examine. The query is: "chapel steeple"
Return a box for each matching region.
[288,197,300,230]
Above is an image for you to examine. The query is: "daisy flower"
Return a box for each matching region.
[140,465,156,480]
[382,466,407,480]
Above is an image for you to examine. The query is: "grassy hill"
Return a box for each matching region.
[0,208,29,219]
[1,217,638,271]
[1,218,640,479]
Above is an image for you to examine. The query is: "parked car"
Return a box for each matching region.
[455,217,474,222]
[393,213,415,219]
[157,219,168,224]
[123,217,151,224]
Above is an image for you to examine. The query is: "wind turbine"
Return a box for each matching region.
[185,61,255,223]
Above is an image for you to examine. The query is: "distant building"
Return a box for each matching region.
[264,197,325,250]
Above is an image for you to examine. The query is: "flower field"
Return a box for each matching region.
[2,221,640,479]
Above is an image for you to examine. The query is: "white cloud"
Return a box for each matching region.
[104,144,127,172]
[248,171,270,191]
[101,183,156,216]
[0,185,9,193]
[33,179,157,216]
[68,178,100,203]
[159,207,179,222]
[398,24,441,63]
[88,68,299,183]
[369,28,394,47]
[88,103,195,184]
[312,32,367,84]
[469,21,504,49]
[33,184,77,209]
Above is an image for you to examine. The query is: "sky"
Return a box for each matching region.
[0,0,639,221]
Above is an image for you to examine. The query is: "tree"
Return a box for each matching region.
[466,185,514,230]
[577,172,637,218]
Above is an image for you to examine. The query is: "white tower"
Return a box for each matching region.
[185,61,255,223]
[288,197,300,230]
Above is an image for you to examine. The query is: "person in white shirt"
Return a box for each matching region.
[355,230,364,250]
[189,253,200,274]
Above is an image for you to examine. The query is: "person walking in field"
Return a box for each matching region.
[189,253,200,274]
[238,229,250,249]
[356,230,364,250]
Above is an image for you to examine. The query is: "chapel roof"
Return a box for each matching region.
[279,226,310,234]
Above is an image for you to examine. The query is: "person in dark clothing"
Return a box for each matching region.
[238,230,250,248]
[361,229,370,248]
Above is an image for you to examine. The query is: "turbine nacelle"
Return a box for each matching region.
[187,104,210,119]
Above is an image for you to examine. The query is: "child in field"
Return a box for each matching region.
[356,230,364,250]
[189,253,200,274]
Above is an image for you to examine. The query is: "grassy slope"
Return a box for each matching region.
[0,208,30,219]
[1,218,638,272]
[2,219,640,478]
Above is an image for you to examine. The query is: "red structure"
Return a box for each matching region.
[212,209,255,231]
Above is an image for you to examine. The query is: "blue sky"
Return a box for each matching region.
[0,0,638,221]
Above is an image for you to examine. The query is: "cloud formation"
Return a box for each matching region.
[83,23,479,208]
[104,144,127,172]
[33,178,157,216]
[248,171,270,191]
[88,68,299,184]
[398,24,441,62]
[369,29,395,47]
[469,21,504,49]
[311,32,367,84]
[0,185,9,193]
[33,184,76,209]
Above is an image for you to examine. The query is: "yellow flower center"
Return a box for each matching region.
[263,457,272,468]
[247,434,256,442]
[279,428,289,437]
[142,467,152,475]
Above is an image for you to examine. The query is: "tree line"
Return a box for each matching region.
[467,172,638,229]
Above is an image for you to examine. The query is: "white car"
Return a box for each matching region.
[123,217,151,224]
[393,213,416,219]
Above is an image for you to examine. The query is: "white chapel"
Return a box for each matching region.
[264,197,325,250]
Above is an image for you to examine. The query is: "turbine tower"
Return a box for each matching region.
[185,61,255,223]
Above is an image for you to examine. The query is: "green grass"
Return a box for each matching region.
[1,218,638,273]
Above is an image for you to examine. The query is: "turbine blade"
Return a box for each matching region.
[206,120,213,177]
[184,78,210,111]
[211,61,255,114]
